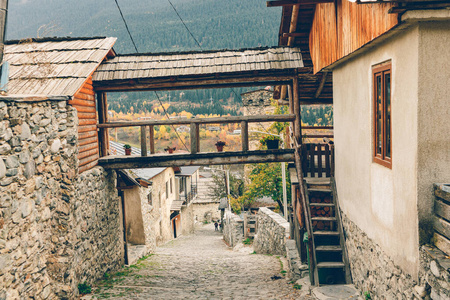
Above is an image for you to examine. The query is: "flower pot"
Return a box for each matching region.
[125,148,132,155]
[165,147,176,154]
[216,145,224,152]
[266,140,279,150]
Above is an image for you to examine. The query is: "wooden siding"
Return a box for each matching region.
[69,76,99,173]
[310,0,399,73]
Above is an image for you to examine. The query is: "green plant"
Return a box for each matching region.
[243,238,253,245]
[293,284,302,290]
[259,135,280,146]
[215,141,226,147]
[364,291,372,300]
[124,144,131,149]
[78,282,92,295]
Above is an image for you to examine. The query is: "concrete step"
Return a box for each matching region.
[312,284,361,300]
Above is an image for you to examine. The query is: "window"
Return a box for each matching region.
[147,192,152,206]
[170,178,173,194]
[166,181,169,199]
[373,62,392,168]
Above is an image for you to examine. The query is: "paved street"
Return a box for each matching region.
[87,223,307,299]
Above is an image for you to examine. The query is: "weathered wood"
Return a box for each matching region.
[140,126,147,157]
[79,160,98,174]
[79,142,98,153]
[149,125,155,154]
[98,149,295,169]
[309,144,315,177]
[78,148,99,160]
[325,144,331,177]
[190,123,198,154]
[302,126,333,130]
[97,92,109,157]
[434,216,450,240]
[79,136,98,147]
[288,4,299,47]
[435,184,450,202]
[434,232,450,256]
[435,200,450,221]
[79,130,97,140]
[241,121,249,152]
[317,144,322,178]
[314,71,329,99]
[79,154,99,167]
[267,0,333,7]
[98,114,296,128]
[293,76,301,144]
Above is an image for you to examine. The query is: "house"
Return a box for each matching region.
[272,0,450,296]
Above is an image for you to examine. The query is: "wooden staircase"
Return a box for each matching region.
[305,178,351,285]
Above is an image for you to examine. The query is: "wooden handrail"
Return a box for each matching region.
[97,114,296,128]
[302,126,333,130]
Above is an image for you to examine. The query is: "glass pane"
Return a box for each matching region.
[376,75,382,155]
[385,73,391,158]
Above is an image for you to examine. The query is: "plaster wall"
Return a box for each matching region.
[416,21,450,240]
[333,25,420,277]
[124,187,146,245]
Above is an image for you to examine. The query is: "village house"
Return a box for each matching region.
[271,0,450,297]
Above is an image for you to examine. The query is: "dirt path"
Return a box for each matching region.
[85,223,308,299]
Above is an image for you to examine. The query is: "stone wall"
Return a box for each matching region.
[192,202,221,223]
[419,245,450,299]
[180,203,195,236]
[0,99,123,299]
[222,211,244,247]
[253,207,290,256]
[342,212,418,298]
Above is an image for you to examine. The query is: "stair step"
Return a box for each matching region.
[313,231,340,236]
[308,188,332,193]
[317,261,345,269]
[312,217,336,222]
[316,245,342,252]
[309,202,334,207]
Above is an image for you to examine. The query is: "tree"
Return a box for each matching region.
[208,170,244,202]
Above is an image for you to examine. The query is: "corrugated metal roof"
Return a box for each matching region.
[93,47,303,82]
[3,37,116,96]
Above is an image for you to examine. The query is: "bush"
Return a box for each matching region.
[78,282,92,295]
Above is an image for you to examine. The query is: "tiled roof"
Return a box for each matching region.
[4,37,116,96]
[93,47,303,82]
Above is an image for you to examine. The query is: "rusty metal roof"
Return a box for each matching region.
[93,47,303,82]
[4,37,116,96]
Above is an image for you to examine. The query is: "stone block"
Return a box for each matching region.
[5,155,19,169]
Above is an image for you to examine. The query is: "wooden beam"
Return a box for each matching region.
[98,114,296,129]
[97,92,108,157]
[267,0,333,7]
[288,4,300,47]
[293,76,301,144]
[140,126,147,157]
[314,71,329,99]
[149,125,155,154]
[190,123,198,154]
[98,149,295,169]
[283,32,309,38]
[241,121,249,152]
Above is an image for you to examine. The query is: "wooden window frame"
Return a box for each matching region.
[372,62,392,169]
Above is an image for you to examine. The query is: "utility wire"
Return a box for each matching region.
[167,0,203,50]
[113,0,189,151]
[113,0,138,53]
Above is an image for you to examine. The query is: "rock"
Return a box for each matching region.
[32,147,41,159]
[414,285,427,298]
[24,160,36,179]
[0,143,11,155]
[430,261,440,278]
[0,177,13,186]
[19,151,30,164]
[20,123,31,140]
[22,199,34,218]
[39,119,51,127]
[4,156,18,169]
[50,139,61,154]
[0,159,5,179]
[6,168,18,177]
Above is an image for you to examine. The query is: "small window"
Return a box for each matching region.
[170,178,173,194]
[147,192,152,206]
[373,62,392,168]
[166,181,169,199]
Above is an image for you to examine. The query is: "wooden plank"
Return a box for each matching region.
[78,148,99,160]
[309,144,315,177]
[325,144,331,177]
[79,153,99,167]
[435,200,450,221]
[77,112,97,119]
[79,142,98,153]
[68,98,95,107]
[190,123,198,154]
[293,76,301,144]
[79,160,98,174]
[241,121,249,152]
[267,0,333,7]
[302,144,308,177]
[317,144,323,178]
[79,119,97,126]
[73,105,96,113]
[98,149,295,169]
[98,114,296,128]
[79,130,97,140]
[149,125,155,154]
[72,92,95,101]
[140,126,147,157]
[434,216,450,240]
[434,232,450,256]
[78,125,97,134]
[79,136,98,147]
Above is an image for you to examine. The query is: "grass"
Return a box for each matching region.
[293,283,302,290]
[243,238,253,245]
[364,291,372,300]
[78,282,92,295]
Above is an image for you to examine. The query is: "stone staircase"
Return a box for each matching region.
[194,172,217,203]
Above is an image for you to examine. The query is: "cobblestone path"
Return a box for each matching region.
[87,223,308,299]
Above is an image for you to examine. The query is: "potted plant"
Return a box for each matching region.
[215,141,226,152]
[260,135,280,150]
[164,146,176,154]
[124,144,132,155]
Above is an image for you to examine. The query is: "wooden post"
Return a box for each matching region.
[293,76,302,145]
[190,123,198,154]
[97,92,109,157]
[149,125,155,154]
[140,126,147,156]
[241,121,248,152]
[288,84,294,114]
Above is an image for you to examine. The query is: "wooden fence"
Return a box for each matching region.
[433,184,450,255]
[301,143,335,178]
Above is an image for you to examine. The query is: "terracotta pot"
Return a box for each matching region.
[266,140,279,150]
[165,147,176,154]
[216,145,224,152]
[125,148,132,155]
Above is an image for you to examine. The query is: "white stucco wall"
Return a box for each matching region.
[333,25,420,277]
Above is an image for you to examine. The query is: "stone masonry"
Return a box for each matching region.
[341,212,418,299]
[253,207,290,256]
[0,99,123,299]
[222,211,244,247]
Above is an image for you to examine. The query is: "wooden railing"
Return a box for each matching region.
[97,114,296,156]
[433,184,450,255]
[301,143,335,178]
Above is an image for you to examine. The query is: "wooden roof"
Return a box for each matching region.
[92,47,305,92]
[4,37,116,96]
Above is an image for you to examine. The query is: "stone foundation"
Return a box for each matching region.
[341,212,417,298]
[192,202,221,223]
[223,211,244,247]
[253,207,290,256]
[0,99,123,299]
[419,245,450,299]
